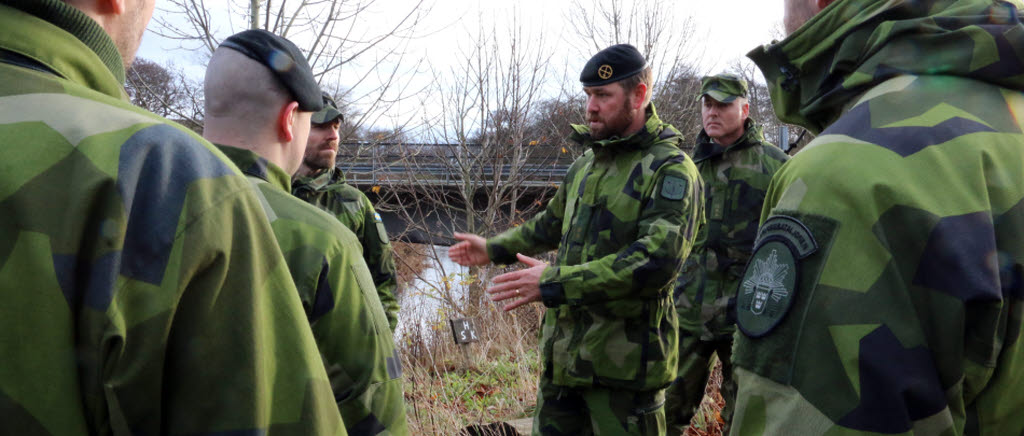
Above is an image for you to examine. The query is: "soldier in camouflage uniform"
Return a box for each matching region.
[203,30,407,436]
[450,44,704,435]
[0,1,345,434]
[731,0,1024,434]
[293,93,400,332]
[665,74,788,434]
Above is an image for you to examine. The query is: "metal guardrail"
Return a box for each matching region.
[335,144,573,188]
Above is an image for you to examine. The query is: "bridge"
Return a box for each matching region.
[332,142,575,244]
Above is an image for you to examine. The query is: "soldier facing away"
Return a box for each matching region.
[731,0,1024,434]
[0,0,345,434]
[450,44,705,435]
[292,93,401,333]
[202,30,408,436]
[665,74,788,434]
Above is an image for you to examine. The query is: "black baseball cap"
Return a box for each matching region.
[219,29,323,112]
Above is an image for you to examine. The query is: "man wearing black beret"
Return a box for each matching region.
[450,44,705,435]
[203,29,409,435]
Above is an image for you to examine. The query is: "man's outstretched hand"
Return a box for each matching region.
[449,232,491,266]
[488,254,546,311]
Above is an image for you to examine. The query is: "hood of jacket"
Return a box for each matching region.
[749,0,1024,134]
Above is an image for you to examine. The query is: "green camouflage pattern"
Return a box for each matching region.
[487,105,705,392]
[0,1,345,434]
[675,120,788,341]
[294,169,400,332]
[532,376,666,436]
[732,0,1024,434]
[219,147,408,436]
[698,73,749,103]
[667,119,787,431]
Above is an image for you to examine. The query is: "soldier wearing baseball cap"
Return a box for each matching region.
[698,73,749,103]
[294,89,404,346]
[311,92,344,124]
[449,43,704,435]
[203,29,409,435]
[664,72,788,434]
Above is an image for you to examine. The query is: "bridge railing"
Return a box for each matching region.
[335,142,574,188]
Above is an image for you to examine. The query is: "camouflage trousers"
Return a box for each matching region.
[532,374,666,435]
[664,334,736,435]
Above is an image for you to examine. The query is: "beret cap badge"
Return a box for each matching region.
[597,64,614,80]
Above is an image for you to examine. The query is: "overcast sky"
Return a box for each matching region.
[137,0,785,130]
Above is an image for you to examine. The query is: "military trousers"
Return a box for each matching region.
[531,374,666,436]
[664,334,735,435]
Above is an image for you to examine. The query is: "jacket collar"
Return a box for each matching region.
[215,145,293,192]
[0,0,125,98]
[293,167,345,192]
[692,118,766,163]
[570,104,674,153]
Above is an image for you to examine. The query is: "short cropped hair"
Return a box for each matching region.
[618,66,653,108]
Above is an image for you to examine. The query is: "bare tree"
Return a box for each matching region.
[126,58,204,130]
[565,0,707,153]
[566,0,705,92]
[369,14,563,306]
[149,0,433,134]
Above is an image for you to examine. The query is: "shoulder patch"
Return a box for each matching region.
[661,175,688,200]
[736,215,817,338]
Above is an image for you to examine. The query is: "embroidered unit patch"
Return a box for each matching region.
[661,175,687,200]
[737,215,818,338]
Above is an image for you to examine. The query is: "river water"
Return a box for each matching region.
[394,245,469,339]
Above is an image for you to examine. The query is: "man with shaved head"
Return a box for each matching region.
[204,29,409,436]
[730,0,1024,434]
[0,0,343,434]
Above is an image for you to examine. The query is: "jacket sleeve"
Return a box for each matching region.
[536,161,704,306]
[357,194,400,332]
[113,180,347,436]
[310,242,408,435]
[730,148,999,435]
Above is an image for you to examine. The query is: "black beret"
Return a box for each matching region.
[579,44,648,87]
[219,29,323,112]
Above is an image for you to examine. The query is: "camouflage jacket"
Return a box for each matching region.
[487,105,704,391]
[0,1,345,434]
[732,0,1024,434]
[674,120,788,341]
[218,147,408,436]
[294,169,400,332]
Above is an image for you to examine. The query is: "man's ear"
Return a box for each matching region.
[742,101,750,119]
[277,101,300,143]
[633,83,648,110]
[96,0,127,14]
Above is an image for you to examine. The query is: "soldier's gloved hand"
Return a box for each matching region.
[487,253,545,311]
[450,232,490,266]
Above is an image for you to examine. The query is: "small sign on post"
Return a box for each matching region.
[450,318,479,368]
[450,318,479,344]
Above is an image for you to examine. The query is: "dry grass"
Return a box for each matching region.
[392,243,726,435]
[394,244,543,434]
[684,357,725,436]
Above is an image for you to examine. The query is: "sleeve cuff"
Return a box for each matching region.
[540,280,566,308]
[485,239,516,265]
